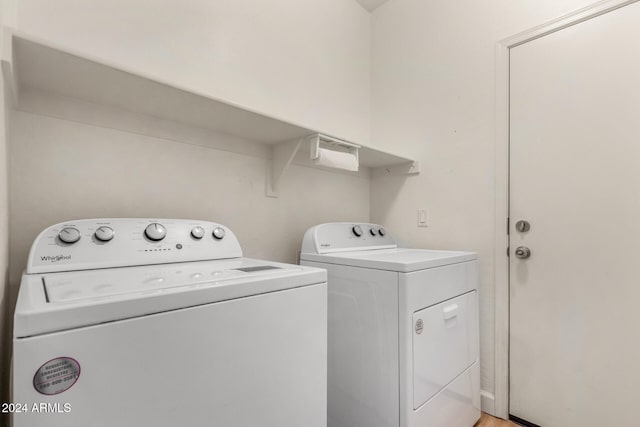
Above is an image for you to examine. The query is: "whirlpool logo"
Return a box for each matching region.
[41,255,72,263]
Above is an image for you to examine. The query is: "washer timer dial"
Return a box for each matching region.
[144,223,167,241]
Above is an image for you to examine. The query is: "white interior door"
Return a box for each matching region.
[509,2,640,426]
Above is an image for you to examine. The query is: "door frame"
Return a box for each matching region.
[493,0,639,418]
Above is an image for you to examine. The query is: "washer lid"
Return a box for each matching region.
[43,262,285,303]
[14,258,326,338]
[300,248,476,272]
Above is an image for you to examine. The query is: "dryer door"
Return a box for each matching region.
[412,290,478,409]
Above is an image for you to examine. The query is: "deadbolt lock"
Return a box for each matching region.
[515,220,531,232]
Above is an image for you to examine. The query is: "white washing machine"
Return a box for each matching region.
[12,218,327,427]
[300,222,480,427]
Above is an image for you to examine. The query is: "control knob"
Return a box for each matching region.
[352,225,363,237]
[191,226,205,240]
[378,227,386,237]
[95,226,115,242]
[369,227,378,236]
[145,223,167,241]
[212,227,226,240]
[58,227,81,244]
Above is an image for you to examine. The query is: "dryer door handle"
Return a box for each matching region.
[442,304,459,320]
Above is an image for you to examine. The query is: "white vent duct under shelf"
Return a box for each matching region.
[308,134,360,172]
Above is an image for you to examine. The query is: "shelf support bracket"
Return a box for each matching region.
[266,138,303,198]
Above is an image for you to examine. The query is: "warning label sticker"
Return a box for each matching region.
[33,357,80,395]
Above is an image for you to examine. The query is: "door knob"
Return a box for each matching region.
[515,246,531,259]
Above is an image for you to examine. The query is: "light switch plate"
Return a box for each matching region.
[418,209,428,227]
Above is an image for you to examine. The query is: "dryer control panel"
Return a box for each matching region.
[301,222,396,254]
[27,219,243,274]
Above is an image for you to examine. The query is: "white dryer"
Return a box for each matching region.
[300,222,480,427]
[13,218,327,427]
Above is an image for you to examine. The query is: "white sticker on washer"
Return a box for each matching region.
[33,357,81,395]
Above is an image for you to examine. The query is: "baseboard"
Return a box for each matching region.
[480,389,496,415]
[509,414,541,427]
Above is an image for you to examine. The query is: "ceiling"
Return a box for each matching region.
[355,0,390,12]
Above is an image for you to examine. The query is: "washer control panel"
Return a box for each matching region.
[27,219,242,274]
[301,222,396,254]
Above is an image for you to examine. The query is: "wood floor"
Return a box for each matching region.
[474,412,518,427]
